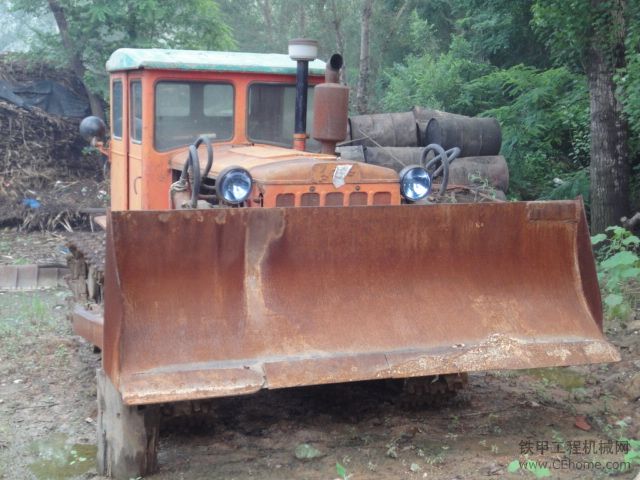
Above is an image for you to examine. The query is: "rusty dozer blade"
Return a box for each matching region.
[103,200,619,405]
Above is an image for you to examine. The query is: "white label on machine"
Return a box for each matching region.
[333,164,352,188]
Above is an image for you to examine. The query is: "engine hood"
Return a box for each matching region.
[169,144,399,185]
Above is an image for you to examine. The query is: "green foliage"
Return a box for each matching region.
[621,438,640,471]
[539,169,589,205]
[383,36,492,113]
[384,48,590,199]
[454,0,549,68]
[10,0,235,99]
[532,0,626,71]
[464,65,589,198]
[336,462,348,479]
[592,226,640,320]
[617,1,640,161]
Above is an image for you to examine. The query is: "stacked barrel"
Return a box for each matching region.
[340,106,507,199]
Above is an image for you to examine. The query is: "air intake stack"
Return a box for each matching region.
[288,39,318,151]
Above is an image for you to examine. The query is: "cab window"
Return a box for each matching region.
[130,81,142,142]
[247,83,318,150]
[154,81,234,151]
[112,80,123,139]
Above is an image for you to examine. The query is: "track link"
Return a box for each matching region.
[66,231,106,306]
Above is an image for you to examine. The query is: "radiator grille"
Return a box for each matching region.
[274,190,392,207]
[349,192,368,206]
[373,192,392,205]
[301,193,320,206]
[325,192,344,206]
[276,193,295,207]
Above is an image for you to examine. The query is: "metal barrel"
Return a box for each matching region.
[413,106,466,144]
[348,112,419,147]
[447,156,509,191]
[363,146,423,169]
[413,106,502,156]
[425,116,502,157]
[362,148,509,192]
[103,201,619,405]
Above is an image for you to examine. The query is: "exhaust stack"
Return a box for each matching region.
[312,54,349,155]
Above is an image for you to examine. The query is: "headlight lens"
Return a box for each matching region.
[216,167,253,204]
[399,165,431,202]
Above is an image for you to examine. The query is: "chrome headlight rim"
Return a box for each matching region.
[216,166,253,204]
[399,165,432,202]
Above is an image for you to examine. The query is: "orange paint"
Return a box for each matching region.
[107,69,324,211]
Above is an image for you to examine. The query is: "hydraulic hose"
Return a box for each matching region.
[421,144,461,196]
[180,145,201,208]
[195,135,214,179]
[178,135,215,208]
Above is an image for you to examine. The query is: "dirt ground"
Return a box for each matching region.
[0,230,639,480]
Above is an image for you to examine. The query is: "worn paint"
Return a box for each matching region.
[106,48,327,75]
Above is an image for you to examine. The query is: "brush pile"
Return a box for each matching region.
[0,55,104,230]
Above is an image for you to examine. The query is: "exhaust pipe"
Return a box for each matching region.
[325,53,342,83]
[288,39,318,151]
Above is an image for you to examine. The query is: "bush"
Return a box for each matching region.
[591,226,640,320]
[382,36,492,114]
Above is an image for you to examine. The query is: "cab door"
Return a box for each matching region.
[128,77,143,210]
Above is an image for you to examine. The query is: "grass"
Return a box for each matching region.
[0,289,71,360]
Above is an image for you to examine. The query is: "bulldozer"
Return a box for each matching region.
[68,40,619,478]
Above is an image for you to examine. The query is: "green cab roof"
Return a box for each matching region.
[106,48,327,75]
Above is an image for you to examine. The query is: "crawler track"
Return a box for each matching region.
[400,373,468,408]
[66,231,106,306]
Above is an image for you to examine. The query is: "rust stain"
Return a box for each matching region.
[101,200,619,404]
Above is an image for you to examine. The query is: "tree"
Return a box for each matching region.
[355,0,374,113]
[454,0,550,69]
[10,0,235,117]
[47,0,104,118]
[533,0,631,232]
[0,2,55,53]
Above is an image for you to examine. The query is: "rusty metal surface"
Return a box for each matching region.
[66,233,106,342]
[348,112,419,147]
[312,83,349,154]
[93,215,108,230]
[72,305,104,349]
[103,200,619,405]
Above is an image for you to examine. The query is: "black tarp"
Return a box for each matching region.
[0,79,89,117]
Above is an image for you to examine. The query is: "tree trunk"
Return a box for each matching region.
[328,0,347,84]
[585,27,630,233]
[47,0,104,119]
[377,0,409,60]
[355,0,373,114]
[258,0,275,49]
[298,2,306,36]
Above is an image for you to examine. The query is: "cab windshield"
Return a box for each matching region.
[247,83,319,151]
[154,81,234,151]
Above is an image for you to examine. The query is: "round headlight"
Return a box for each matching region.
[399,165,431,202]
[216,166,253,204]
